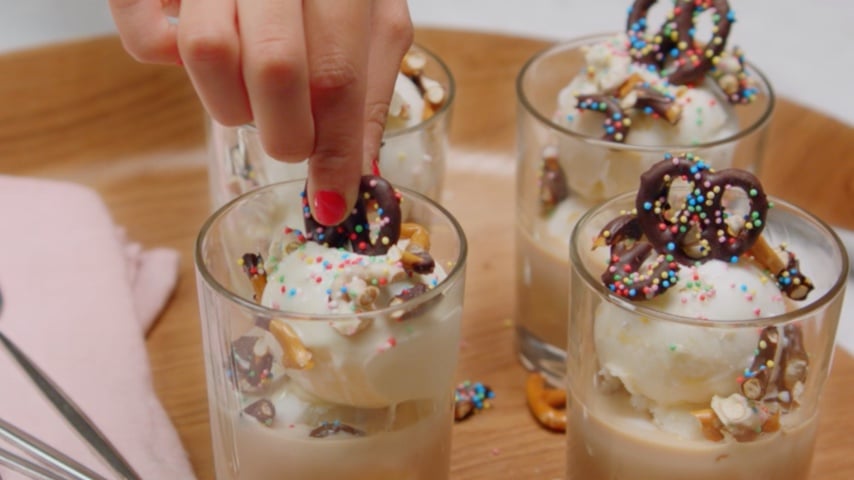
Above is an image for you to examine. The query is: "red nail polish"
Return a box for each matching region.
[371,156,381,176]
[313,190,347,226]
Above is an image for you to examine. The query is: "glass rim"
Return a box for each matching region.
[231,42,456,140]
[194,178,469,321]
[569,191,849,328]
[515,32,777,152]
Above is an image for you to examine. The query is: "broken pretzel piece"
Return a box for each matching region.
[309,421,365,439]
[694,393,781,443]
[538,147,569,217]
[774,323,809,409]
[748,235,814,300]
[400,223,436,274]
[617,73,682,124]
[240,253,267,302]
[269,319,314,370]
[244,399,276,427]
[740,326,779,401]
[399,50,447,122]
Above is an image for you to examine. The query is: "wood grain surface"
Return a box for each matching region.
[0,28,852,479]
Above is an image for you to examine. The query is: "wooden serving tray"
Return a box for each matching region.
[0,28,852,479]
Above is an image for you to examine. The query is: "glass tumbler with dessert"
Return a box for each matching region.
[566,152,847,480]
[515,0,775,404]
[194,176,467,480]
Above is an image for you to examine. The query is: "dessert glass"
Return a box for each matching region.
[515,34,775,384]
[566,191,847,480]
[206,44,455,209]
[194,180,468,480]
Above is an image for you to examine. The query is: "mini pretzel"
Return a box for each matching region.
[595,213,680,300]
[240,253,267,302]
[635,153,769,265]
[525,373,566,432]
[303,175,402,256]
[400,223,435,274]
[627,0,734,86]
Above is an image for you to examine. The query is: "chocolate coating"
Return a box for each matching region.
[576,94,630,143]
[244,399,276,426]
[602,239,680,300]
[626,0,669,66]
[776,252,815,301]
[668,0,733,85]
[539,152,569,216]
[309,421,365,438]
[635,153,768,265]
[303,175,402,255]
[626,0,734,85]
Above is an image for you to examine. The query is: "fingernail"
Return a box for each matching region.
[370,156,381,176]
[313,190,348,226]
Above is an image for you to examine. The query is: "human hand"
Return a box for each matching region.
[108,0,413,225]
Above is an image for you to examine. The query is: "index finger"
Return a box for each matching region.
[109,0,180,64]
[303,0,372,226]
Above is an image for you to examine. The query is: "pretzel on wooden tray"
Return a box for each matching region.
[525,373,567,432]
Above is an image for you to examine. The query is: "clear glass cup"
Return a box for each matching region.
[206,43,456,209]
[515,34,775,384]
[566,191,847,480]
[195,179,468,480]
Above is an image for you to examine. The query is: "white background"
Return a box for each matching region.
[1,0,853,125]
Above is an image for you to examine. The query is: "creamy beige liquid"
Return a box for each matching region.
[567,392,818,480]
[515,224,571,351]
[232,404,449,479]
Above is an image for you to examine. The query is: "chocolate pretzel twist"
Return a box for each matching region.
[635,153,768,265]
[303,175,402,255]
[627,0,734,85]
[597,213,681,300]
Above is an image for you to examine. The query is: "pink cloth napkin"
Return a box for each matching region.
[0,175,196,479]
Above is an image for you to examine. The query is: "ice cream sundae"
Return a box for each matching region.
[515,0,773,383]
[195,176,467,479]
[565,152,846,479]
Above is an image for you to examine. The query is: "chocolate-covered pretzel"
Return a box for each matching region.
[597,213,680,300]
[539,149,569,216]
[303,175,402,255]
[626,0,667,66]
[635,153,768,265]
[576,94,630,143]
[627,0,734,85]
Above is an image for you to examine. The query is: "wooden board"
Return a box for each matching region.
[0,28,852,479]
